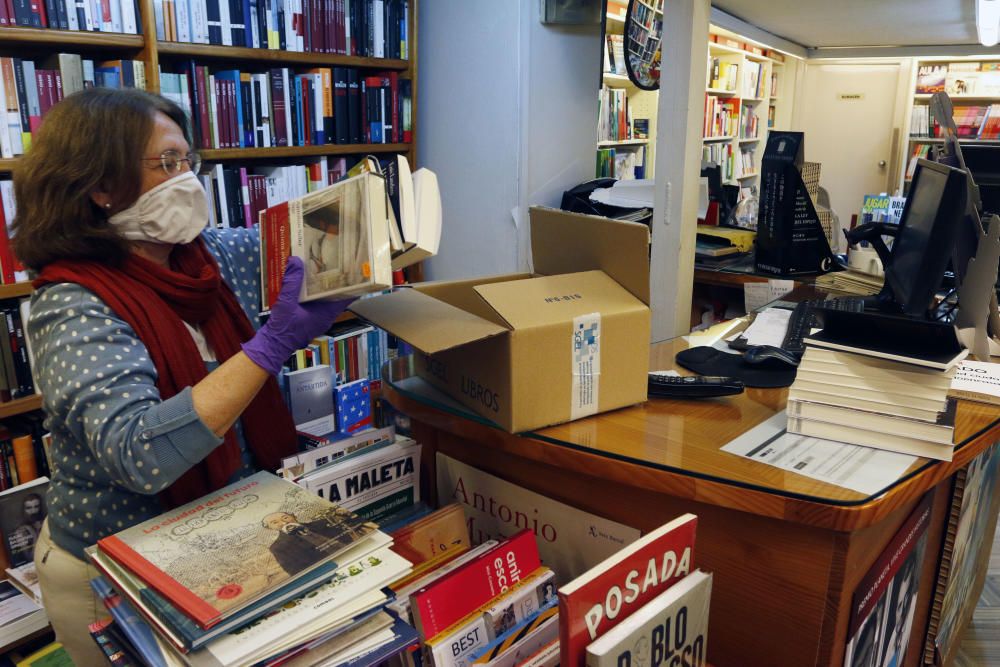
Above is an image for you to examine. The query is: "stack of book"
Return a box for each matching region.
[0,580,47,647]
[787,345,959,460]
[558,514,711,667]
[85,471,419,666]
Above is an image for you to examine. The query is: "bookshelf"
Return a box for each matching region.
[597,3,656,180]
[0,1,419,427]
[703,26,788,197]
[901,56,1000,188]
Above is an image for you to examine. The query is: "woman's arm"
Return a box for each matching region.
[191,351,268,436]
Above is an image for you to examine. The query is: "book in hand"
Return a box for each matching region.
[558,513,697,667]
[95,471,378,630]
[410,530,543,640]
[584,570,712,667]
[259,170,393,312]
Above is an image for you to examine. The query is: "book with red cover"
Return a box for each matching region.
[408,528,541,640]
[557,513,697,667]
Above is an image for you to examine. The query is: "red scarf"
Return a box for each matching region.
[34,240,297,507]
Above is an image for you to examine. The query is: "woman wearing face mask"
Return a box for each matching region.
[12,88,345,664]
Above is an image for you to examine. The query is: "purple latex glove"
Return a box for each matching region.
[242,256,353,375]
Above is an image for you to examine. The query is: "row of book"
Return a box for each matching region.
[160,64,412,151]
[735,146,756,179]
[0,54,146,158]
[742,59,767,99]
[0,181,23,286]
[0,0,140,32]
[595,145,646,180]
[909,103,1000,140]
[702,141,735,182]
[597,85,633,144]
[602,34,626,77]
[0,299,34,404]
[915,62,1000,95]
[707,57,738,91]
[198,157,354,230]
[0,415,49,494]
[155,0,409,58]
[740,104,759,139]
[703,94,738,138]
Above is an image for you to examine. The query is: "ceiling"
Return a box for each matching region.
[712,0,981,49]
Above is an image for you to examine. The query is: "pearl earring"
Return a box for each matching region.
[104,203,112,209]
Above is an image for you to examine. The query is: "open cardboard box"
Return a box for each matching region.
[350,206,651,433]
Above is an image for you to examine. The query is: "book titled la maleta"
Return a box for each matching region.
[96,471,377,629]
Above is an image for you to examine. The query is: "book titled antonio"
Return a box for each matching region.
[96,471,378,630]
[259,171,393,312]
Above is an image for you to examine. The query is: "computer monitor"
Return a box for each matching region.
[884,159,968,317]
[959,143,1000,216]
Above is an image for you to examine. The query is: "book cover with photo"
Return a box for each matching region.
[96,471,378,629]
[934,442,1000,662]
[0,477,47,568]
[259,171,392,312]
[843,493,932,667]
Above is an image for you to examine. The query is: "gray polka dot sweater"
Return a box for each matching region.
[28,227,264,560]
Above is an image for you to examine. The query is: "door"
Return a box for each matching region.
[796,63,903,233]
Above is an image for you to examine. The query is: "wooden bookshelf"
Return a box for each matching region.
[0,283,32,299]
[156,41,409,70]
[0,27,144,50]
[0,394,42,419]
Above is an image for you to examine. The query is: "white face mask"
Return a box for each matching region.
[108,171,209,245]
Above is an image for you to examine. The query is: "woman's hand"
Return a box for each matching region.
[241,257,352,374]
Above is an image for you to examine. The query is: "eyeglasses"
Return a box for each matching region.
[141,150,202,176]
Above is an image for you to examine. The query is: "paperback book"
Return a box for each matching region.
[558,514,697,667]
[259,171,392,312]
[584,570,712,667]
[96,471,378,629]
[0,476,47,568]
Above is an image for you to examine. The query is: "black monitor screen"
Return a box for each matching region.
[885,160,967,317]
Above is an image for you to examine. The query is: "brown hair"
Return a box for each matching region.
[11,88,191,271]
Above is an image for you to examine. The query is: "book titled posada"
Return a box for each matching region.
[96,471,378,630]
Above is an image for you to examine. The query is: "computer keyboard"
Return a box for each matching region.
[781,298,867,356]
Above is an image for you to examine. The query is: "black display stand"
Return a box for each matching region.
[755,131,838,276]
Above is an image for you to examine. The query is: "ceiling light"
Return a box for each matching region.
[978,0,1000,47]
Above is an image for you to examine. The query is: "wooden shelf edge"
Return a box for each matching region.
[0,27,143,49]
[157,41,409,69]
[0,282,33,299]
[0,394,42,418]
[201,144,410,160]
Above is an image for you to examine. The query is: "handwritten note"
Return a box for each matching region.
[743,279,795,313]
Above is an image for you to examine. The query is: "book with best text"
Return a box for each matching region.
[558,513,697,667]
[96,471,378,629]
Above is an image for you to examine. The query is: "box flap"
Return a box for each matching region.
[349,289,508,354]
[474,271,647,330]
[529,207,650,305]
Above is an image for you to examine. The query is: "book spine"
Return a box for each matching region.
[11,434,38,483]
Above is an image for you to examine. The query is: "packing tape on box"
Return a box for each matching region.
[571,312,601,420]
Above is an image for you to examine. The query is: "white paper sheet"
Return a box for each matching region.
[743,279,795,313]
[741,308,792,348]
[721,412,918,496]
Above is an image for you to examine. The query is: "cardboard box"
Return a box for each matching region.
[350,207,651,433]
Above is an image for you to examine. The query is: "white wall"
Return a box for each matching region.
[418,0,602,280]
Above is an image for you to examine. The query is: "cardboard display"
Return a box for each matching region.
[350,207,652,433]
[755,131,838,276]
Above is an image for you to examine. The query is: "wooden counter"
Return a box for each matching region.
[382,339,1000,667]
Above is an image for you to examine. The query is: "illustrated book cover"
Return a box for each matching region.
[584,570,711,667]
[259,170,392,312]
[285,364,336,436]
[96,471,378,629]
[558,513,697,667]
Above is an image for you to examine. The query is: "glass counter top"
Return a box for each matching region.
[381,336,1000,509]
